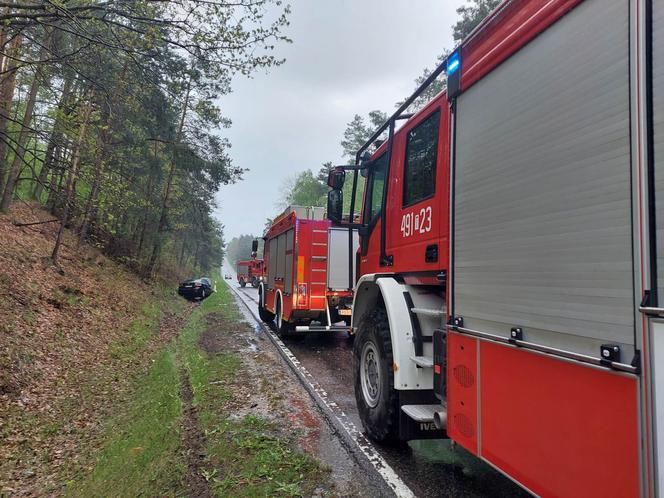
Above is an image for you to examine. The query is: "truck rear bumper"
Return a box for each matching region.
[295,324,351,333]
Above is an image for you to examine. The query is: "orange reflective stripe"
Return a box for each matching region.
[297,256,304,282]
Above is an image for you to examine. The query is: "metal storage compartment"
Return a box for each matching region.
[275,232,286,285]
[267,237,278,288]
[283,205,326,221]
[284,229,294,293]
[327,228,358,291]
[655,0,664,301]
[453,0,634,358]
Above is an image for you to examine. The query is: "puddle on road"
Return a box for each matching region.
[245,339,259,353]
[376,439,533,498]
[230,289,264,339]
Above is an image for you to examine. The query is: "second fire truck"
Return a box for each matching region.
[236,258,263,288]
[257,206,358,337]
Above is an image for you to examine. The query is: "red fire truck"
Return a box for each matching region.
[326,1,664,496]
[236,259,263,288]
[257,206,358,337]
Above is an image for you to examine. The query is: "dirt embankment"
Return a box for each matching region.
[0,203,190,496]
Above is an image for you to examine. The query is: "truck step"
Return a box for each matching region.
[410,307,445,318]
[401,404,445,423]
[295,325,351,333]
[410,355,434,368]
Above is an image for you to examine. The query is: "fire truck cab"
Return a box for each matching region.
[327,1,664,496]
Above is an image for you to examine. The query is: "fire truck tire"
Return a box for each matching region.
[275,298,295,338]
[258,290,275,323]
[239,278,246,288]
[354,306,400,444]
[251,277,259,288]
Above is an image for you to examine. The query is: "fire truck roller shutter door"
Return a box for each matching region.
[276,232,287,287]
[268,237,278,288]
[652,1,664,494]
[655,0,664,301]
[453,0,634,360]
[452,1,641,496]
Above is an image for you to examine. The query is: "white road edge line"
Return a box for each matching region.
[228,282,417,498]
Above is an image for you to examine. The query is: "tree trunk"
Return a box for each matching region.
[47,145,69,213]
[51,99,92,265]
[178,236,187,265]
[79,61,129,243]
[33,75,73,201]
[0,34,23,190]
[0,31,49,212]
[78,108,111,246]
[136,173,154,258]
[193,242,201,270]
[145,77,191,278]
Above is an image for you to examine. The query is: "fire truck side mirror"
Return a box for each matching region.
[327,168,345,189]
[327,189,343,223]
[251,239,259,253]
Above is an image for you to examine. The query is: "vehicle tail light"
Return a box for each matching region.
[297,283,307,306]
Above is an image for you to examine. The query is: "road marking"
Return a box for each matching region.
[228,282,416,498]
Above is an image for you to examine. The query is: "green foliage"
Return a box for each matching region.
[226,234,263,267]
[340,111,389,161]
[0,0,291,279]
[282,169,327,208]
[453,0,502,42]
[401,0,500,114]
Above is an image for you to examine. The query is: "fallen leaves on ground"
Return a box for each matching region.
[0,202,191,496]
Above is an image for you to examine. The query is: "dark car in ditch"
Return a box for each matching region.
[177,277,214,300]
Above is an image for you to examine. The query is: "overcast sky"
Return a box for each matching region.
[214,0,465,240]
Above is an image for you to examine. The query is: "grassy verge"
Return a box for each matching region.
[71,279,328,497]
[65,286,187,497]
[69,349,184,497]
[180,284,327,498]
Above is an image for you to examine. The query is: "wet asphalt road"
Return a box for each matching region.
[230,281,531,498]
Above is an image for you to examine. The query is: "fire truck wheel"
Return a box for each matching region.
[275,298,294,338]
[239,278,246,288]
[251,277,259,288]
[258,290,275,323]
[354,306,400,444]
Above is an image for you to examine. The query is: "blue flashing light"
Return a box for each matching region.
[447,52,461,76]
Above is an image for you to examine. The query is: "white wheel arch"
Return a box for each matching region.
[274,289,283,319]
[258,282,266,307]
[258,284,282,320]
[352,274,435,391]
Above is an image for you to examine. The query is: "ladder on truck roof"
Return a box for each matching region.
[274,205,326,223]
